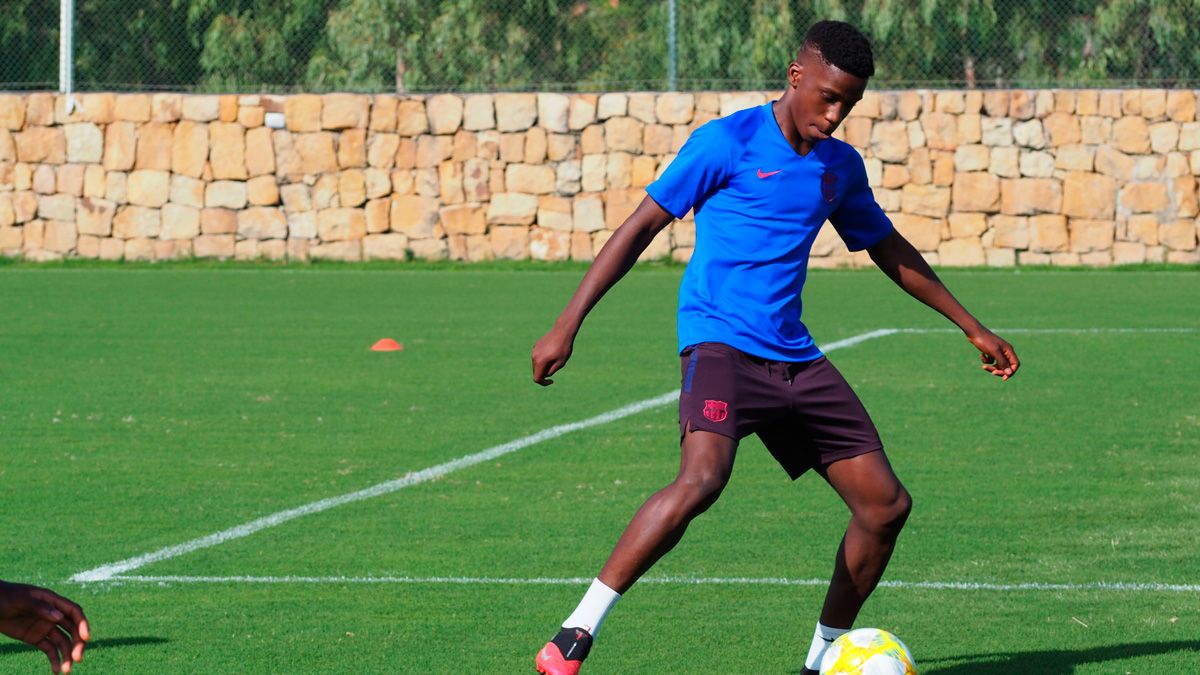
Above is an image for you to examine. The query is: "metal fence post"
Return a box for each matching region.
[59,0,77,112]
[667,0,677,91]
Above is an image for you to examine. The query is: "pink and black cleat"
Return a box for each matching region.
[535,626,593,675]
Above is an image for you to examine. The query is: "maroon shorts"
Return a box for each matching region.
[679,342,884,479]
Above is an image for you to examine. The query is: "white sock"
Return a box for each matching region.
[562,578,622,638]
[804,622,850,670]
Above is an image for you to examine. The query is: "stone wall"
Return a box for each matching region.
[0,89,1197,265]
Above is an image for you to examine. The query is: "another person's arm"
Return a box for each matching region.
[531,197,675,386]
[0,580,90,674]
[867,230,1020,380]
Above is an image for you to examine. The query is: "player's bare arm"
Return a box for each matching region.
[531,197,674,386]
[0,581,91,674]
[867,230,1020,380]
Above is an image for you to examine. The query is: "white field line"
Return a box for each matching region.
[110,574,1200,594]
[70,326,1196,584]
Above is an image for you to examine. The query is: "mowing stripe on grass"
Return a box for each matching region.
[111,574,1200,594]
[70,326,1195,584]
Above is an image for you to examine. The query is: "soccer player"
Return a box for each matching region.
[531,20,1019,675]
[0,580,90,674]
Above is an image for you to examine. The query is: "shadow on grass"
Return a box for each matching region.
[923,640,1200,674]
[0,636,168,657]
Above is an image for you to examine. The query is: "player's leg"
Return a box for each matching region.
[597,426,738,592]
[536,428,737,675]
[816,448,911,627]
[799,449,910,674]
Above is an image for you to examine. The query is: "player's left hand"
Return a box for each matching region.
[966,327,1019,381]
[0,581,90,674]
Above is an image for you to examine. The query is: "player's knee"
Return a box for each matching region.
[673,466,730,513]
[859,486,911,537]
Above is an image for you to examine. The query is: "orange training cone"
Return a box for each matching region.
[370,338,404,352]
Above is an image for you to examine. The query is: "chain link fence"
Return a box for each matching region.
[4,0,1200,94]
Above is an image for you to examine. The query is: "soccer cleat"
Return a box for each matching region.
[535,626,593,675]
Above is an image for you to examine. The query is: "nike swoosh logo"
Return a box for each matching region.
[757,168,782,178]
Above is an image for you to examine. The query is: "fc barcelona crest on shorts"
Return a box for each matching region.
[703,399,729,422]
[821,171,837,203]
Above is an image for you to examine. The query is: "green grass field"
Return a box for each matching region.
[1,264,1197,674]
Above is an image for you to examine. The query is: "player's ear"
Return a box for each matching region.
[787,60,803,88]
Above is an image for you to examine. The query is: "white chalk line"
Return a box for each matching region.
[70,326,1197,584]
[109,574,1200,594]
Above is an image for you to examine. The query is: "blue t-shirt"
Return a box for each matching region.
[646,102,894,362]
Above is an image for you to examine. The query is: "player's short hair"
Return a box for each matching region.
[802,20,875,79]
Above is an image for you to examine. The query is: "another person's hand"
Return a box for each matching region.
[967,327,1019,380]
[532,326,575,386]
[0,581,90,674]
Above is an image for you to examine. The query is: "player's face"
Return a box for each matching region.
[788,50,867,144]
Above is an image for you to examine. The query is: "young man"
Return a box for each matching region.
[531,20,1019,675]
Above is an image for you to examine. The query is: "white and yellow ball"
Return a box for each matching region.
[819,628,917,675]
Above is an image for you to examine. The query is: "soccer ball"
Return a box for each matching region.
[819,628,917,675]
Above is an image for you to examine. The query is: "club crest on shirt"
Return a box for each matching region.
[703,399,729,422]
[821,171,837,203]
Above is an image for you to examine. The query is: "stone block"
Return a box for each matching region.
[656,93,694,125]
[338,169,366,207]
[160,203,200,240]
[580,125,605,154]
[101,122,136,171]
[980,117,1012,147]
[1119,182,1170,214]
[105,172,127,204]
[182,96,220,122]
[1001,178,1061,215]
[369,96,398,132]
[938,237,985,266]
[486,192,538,225]
[1069,219,1115,252]
[322,94,369,130]
[954,145,989,172]
[127,170,170,207]
[56,164,84,196]
[603,189,641,230]
[536,195,573,232]
[1149,122,1179,154]
[871,121,909,162]
[312,174,339,209]
[439,161,464,204]
[113,205,160,239]
[547,133,577,162]
[1042,112,1080,146]
[440,204,487,235]
[985,247,1017,267]
[294,132,338,174]
[1062,172,1116,219]
[396,100,429,136]
[1111,241,1147,264]
[597,93,627,120]
[237,207,287,239]
[363,197,390,234]
[245,127,275,177]
[1012,119,1046,149]
[316,207,366,241]
[416,135,453,168]
[1009,90,1035,119]
[606,153,632,190]
[1167,90,1196,122]
[1028,214,1068,252]
[948,213,987,238]
[952,172,1001,212]
[363,233,409,261]
[280,184,312,213]
[63,123,103,164]
[496,94,537,132]
[205,180,247,209]
[426,94,464,135]
[193,234,234,258]
[286,212,316,239]
[529,227,571,261]
[337,128,366,168]
[391,194,440,238]
[524,128,548,164]
[247,175,280,206]
[1112,116,1151,154]
[605,117,645,153]
[284,95,322,132]
[1159,219,1197,250]
[536,94,569,133]
[200,208,237,235]
[891,213,942,251]
[308,240,361,261]
[571,231,594,261]
[1019,151,1055,178]
[0,95,26,130]
[453,130,477,162]
[902,184,951,218]
[169,121,207,177]
[209,122,247,180]
[490,225,529,259]
[15,127,66,164]
[76,197,115,236]
[463,158,490,202]
[920,112,957,150]
[989,215,1028,249]
[567,95,598,131]
[897,91,922,121]
[463,95,495,131]
[573,194,605,233]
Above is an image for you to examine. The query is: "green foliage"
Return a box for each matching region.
[2,0,1199,91]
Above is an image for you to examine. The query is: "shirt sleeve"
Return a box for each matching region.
[645,123,737,219]
[829,153,894,251]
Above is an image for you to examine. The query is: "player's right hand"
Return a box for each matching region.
[532,327,574,386]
